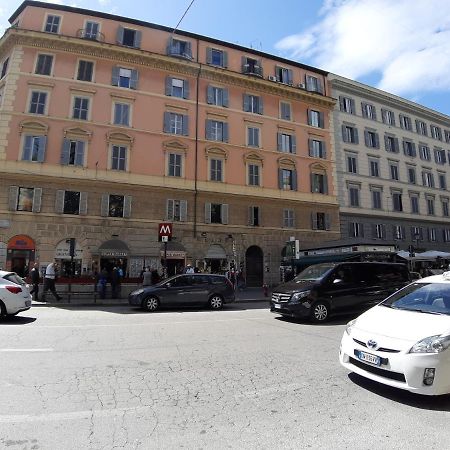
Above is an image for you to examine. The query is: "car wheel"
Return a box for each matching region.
[310,301,329,323]
[0,301,6,319]
[143,296,159,312]
[209,295,224,310]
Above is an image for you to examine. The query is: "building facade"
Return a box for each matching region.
[330,74,450,255]
[0,1,339,285]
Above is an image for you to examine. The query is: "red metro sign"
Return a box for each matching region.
[158,222,173,238]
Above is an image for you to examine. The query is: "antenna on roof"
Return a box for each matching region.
[171,0,196,36]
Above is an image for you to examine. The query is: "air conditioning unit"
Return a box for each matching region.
[297,83,306,89]
[268,75,277,82]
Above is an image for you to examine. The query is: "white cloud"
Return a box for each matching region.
[275,0,450,96]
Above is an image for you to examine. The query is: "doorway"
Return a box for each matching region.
[245,246,263,287]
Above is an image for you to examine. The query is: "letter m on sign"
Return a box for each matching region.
[159,222,173,238]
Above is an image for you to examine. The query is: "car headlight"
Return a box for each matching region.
[409,335,450,353]
[132,288,145,295]
[345,319,357,336]
[290,290,311,303]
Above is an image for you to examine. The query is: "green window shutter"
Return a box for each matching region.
[205,202,211,224]
[37,136,47,162]
[111,66,120,86]
[116,26,124,44]
[182,115,189,136]
[207,85,214,104]
[130,69,139,89]
[32,188,42,213]
[163,112,171,133]
[100,193,109,217]
[166,199,174,220]
[75,141,85,166]
[123,195,132,218]
[60,139,70,165]
[183,80,190,99]
[55,190,65,214]
[221,204,229,225]
[222,89,229,107]
[79,192,88,215]
[165,77,172,96]
[180,200,187,221]
[8,186,19,211]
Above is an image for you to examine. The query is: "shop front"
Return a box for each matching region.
[7,235,35,276]
[54,239,84,277]
[160,242,186,276]
[97,239,129,276]
[204,244,227,274]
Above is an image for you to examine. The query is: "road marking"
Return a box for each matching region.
[0,348,54,352]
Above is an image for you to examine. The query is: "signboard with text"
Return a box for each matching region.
[159,223,173,240]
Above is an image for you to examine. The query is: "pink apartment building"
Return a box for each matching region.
[0,0,338,285]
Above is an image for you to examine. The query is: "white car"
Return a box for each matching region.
[0,270,32,319]
[340,272,450,396]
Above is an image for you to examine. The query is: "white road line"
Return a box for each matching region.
[0,348,54,352]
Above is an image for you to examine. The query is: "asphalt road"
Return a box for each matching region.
[1,303,449,450]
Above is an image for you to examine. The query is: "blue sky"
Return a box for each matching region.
[1,0,450,117]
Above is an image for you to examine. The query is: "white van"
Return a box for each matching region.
[0,270,32,318]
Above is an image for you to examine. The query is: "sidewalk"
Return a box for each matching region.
[33,287,272,307]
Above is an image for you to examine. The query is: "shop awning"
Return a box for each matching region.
[205,244,227,259]
[98,239,129,257]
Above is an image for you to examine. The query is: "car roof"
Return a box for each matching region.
[415,272,450,284]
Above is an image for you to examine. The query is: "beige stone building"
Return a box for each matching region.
[0,1,339,285]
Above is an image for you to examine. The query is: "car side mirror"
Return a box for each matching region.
[333,278,343,284]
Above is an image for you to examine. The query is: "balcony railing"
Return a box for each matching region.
[242,63,263,78]
[76,29,105,42]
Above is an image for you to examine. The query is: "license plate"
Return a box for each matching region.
[356,350,381,366]
[274,304,281,309]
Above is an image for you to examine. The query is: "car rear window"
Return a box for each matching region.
[3,273,26,286]
[210,276,226,285]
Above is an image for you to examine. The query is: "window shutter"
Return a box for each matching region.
[322,142,327,158]
[353,128,359,144]
[166,37,174,55]
[55,190,65,214]
[403,141,408,156]
[185,41,192,58]
[183,80,190,99]
[324,175,328,194]
[248,206,254,226]
[60,139,71,165]
[37,136,46,162]
[243,94,250,112]
[182,115,189,136]
[206,47,212,64]
[394,138,399,153]
[350,99,355,114]
[32,187,42,213]
[133,30,142,48]
[348,222,354,237]
[318,112,324,128]
[381,109,386,123]
[163,112,171,133]
[258,97,264,115]
[130,69,139,89]
[100,193,109,217]
[342,125,348,143]
[204,202,211,224]
[205,119,212,140]
[165,76,172,96]
[241,56,247,72]
[364,130,370,147]
[325,214,331,230]
[375,133,380,149]
[222,89,229,107]
[411,142,416,157]
[123,195,132,218]
[111,66,120,86]
[75,141,85,166]
[361,102,367,118]
[308,139,314,157]
[277,133,282,151]
[180,200,187,221]
[415,119,421,133]
[207,85,214,104]
[311,212,318,230]
[23,136,32,160]
[291,135,297,154]
[292,170,298,191]
[79,192,88,215]
[310,173,315,193]
[339,96,345,111]
[8,186,19,211]
[222,51,228,68]
[278,168,283,189]
[384,135,389,150]
[166,199,174,220]
[371,224,377,239]
[221,203,229,225]
[287,69,293,85]
[116,26,124,44]
[223,123,229,142]
[316,78,324,94]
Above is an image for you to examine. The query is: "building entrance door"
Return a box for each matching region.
[245,246,263,287]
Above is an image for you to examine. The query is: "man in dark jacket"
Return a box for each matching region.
[110,266,121,299]
[29,263,40,301]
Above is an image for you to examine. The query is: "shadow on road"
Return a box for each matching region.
[274,313,355,326]
[0,315,37,325]
[348,372,450,411]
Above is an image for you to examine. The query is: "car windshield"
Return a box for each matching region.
[294,264,335,282]
[381,282,450,315]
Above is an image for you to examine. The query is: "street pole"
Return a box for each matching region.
[164,240,167,279]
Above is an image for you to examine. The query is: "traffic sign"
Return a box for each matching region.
[159,222,173,237]
[161,236,169,242]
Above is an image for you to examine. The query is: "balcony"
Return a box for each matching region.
[76,29,105,42]
[166,38,193,60]
[242,63,263,78]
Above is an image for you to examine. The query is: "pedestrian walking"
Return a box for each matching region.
[142,267,152,287]
[111,266,122,299]
[97,267,108,299]
[42,261,62,302]
[29,262,40,301]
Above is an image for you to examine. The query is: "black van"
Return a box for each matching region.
[270,262,410,322]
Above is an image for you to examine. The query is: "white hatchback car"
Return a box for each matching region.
[340,272,450,396]
[0,270,32,319]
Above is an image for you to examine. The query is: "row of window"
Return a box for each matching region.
[34,13,325,92]
[347,184,450,217]
[339,95,450,142]
[348,222,450,243]
[342,125,450,165]
[346,153,448,190]
[8,186,330,229]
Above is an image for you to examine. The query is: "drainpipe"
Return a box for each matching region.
[193,38,200,238]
